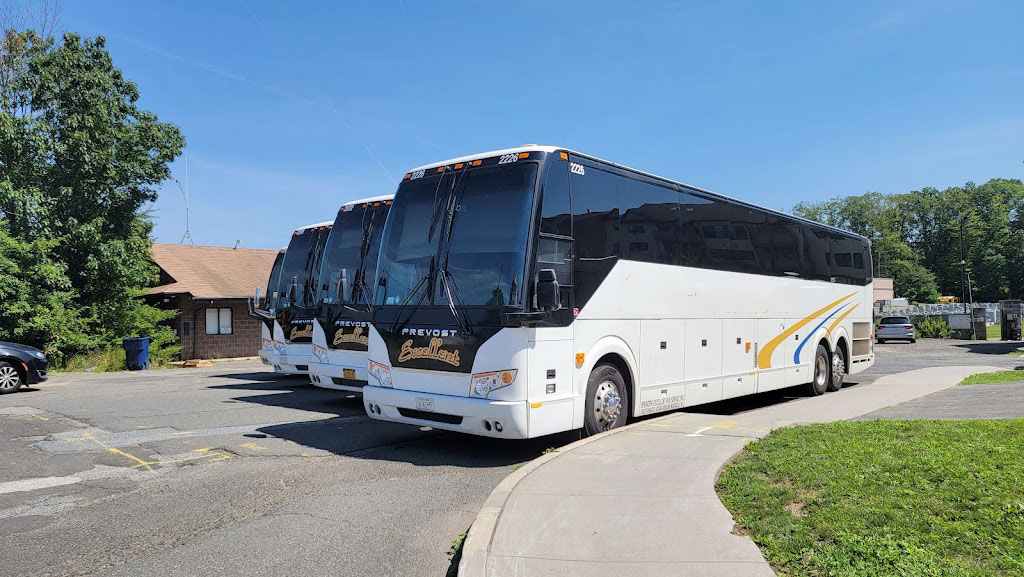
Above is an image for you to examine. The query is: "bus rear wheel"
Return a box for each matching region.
[584,363,629,436]
[806,344,829,396]
[827,347,845,392]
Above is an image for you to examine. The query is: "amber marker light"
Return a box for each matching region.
[559,152,568,160]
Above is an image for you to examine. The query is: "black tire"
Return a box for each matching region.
[876,339,885,344]
[584,363,629,436]
[805,344,829,396]
[826,345,845,392]
[910,339,917,344]
[0,361,23,394]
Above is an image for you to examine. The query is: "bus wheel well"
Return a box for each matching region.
[817,337,832,356]
[594,353,634,418]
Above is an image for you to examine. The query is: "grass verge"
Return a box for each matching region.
[959,370,1024,386]
[717,420,1024,577]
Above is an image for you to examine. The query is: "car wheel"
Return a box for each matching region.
[584,363,629,436]
[0,361,23,394]
[827,346,845,392]
[910,338,917,343]
[805,344,829,396]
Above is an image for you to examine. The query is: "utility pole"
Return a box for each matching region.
[958,210,969,315]
[179,156,193,245]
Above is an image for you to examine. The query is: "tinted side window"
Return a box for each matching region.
[571,165,619,259]
[570,162,620,307]
[616,176,681,265]
[540,160,571,236]
[803,228,832,282]
[679,190,763,274]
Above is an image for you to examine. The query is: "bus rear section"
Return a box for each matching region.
[363,146,874,439]
[308,195,393,391]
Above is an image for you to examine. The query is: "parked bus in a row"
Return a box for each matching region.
[362,145,875,438]
[259,221,333,374]
[308,195,394,390]
[255,248,286,368]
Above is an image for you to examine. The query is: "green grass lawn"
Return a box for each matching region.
[717,420,1024,576]
[986,324,1001,339]
[960,370,1024,385]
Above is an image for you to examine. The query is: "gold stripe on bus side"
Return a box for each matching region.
[826,304,859,337]
[756,292,857,370]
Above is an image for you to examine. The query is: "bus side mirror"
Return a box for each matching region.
[537,269,560,311]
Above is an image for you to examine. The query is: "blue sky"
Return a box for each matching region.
[57,0,1024,249]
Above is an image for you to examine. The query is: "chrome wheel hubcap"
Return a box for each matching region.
[832,352,845,385]
[0,366,19,390]
[594,380,622,430]
[815,355,828,387]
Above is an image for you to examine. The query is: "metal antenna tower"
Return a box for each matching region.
[179,156,193,245]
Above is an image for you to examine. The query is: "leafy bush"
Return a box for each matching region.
[916,316,952,338]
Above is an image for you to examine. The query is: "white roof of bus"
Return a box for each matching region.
[341,193,394,207]
[403,144,869,243]
[294,221,334,233]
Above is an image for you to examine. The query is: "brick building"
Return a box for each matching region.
[146,244,279,361]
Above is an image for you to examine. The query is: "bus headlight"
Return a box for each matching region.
[470,370,517,398]
[368,360,392,388]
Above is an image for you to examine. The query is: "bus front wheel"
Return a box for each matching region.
[584,363,629,436]
[806,344,829,396]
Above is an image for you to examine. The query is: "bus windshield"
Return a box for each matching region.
[264,251,285,312]
[375,162,537,308]
[278,227,328,310]
[318,202,389,306]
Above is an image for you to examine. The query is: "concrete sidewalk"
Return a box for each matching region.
[459,365,1005,577]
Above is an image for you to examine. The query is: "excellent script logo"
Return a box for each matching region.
[334,326,369,346]
[398,337,461,367]
[289,323,313,340]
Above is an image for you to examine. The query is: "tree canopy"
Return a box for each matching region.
[0,29,183,364]
[794,179,1024,304]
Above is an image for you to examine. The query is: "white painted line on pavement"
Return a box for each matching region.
[0,476,82,495]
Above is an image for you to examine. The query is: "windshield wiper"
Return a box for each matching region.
[387,255,436,334]
[436,179,473,335]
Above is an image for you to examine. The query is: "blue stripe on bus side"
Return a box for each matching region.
[793,303,849,364]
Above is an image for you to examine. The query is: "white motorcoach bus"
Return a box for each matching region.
[271,221,333,374]
[256,248,286,368]
[363,146,875,438]
[308,195,393,391]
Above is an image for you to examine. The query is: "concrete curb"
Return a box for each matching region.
[457,364,1008,577]
[457,414,676,577]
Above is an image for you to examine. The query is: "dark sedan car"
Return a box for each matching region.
[0,341,49,394]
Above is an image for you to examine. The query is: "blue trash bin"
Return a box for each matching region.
[122,337,152,370]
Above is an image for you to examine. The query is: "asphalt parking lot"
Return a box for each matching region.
[1,339,1021,577]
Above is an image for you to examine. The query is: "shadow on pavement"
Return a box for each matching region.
[204,377,581,468]
[953,341,1024,355]
[211,371,311,383]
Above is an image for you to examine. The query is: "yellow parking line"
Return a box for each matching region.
[107,447,155,472]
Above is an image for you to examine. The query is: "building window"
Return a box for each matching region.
[205,307,233,335]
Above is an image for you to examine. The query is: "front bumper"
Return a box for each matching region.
[25,358,48,384]
[272,354,312,375]
[363,386,529,438]
[878,331,915,340]
[308,361,368,392]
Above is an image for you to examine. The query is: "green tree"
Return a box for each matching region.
[0,28,183,364]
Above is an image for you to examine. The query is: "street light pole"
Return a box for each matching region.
[958,211,968,315]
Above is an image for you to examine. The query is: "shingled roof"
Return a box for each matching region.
[147,244,280,299]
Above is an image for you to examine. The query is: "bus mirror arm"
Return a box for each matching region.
[536,269,561,312]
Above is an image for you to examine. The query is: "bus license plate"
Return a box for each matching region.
[343,368,356,379]
[415,397,434,412]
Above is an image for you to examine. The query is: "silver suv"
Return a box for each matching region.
[876,316,916,344]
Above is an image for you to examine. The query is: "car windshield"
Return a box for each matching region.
[318,202,389,305]
[264,251,285,311]
[278,226,329,310]
[880,317,910,324]
[375,162,537,308]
